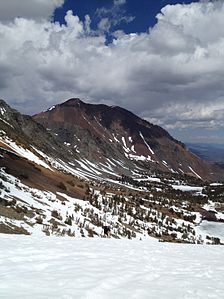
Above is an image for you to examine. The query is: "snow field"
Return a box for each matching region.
[0,235,224,299]
[195,221,224,241]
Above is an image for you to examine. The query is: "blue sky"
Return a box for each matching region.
[54,0,199,34]
[0,0,224,144]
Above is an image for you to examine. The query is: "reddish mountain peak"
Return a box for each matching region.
[30,96,224,181]
[60,98,84,107]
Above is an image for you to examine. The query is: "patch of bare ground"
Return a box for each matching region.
[0,154,87,200]
[0,198,35,219]
[0,206,26,221]
[0,223,30,235]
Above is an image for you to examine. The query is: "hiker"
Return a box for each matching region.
[103,225,111,237]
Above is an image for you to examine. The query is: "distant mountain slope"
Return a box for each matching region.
[33,98,223,181]
[187,143,224,163]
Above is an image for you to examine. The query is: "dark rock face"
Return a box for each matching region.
[0,99,77,162]
[32,98,223,181]
[201,210,224,223]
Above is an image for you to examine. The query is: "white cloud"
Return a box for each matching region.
[114,0,126,6]
[0,1,224,137]
[96,0,134,33]
[84,15,91,34]
[98,18,111,32]
[0,0,64,21]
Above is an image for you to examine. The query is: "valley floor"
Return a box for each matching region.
[0,235,223,299]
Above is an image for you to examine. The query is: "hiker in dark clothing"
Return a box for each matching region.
[103,226,111,237]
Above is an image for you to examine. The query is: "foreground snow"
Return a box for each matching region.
[0,235,224,299]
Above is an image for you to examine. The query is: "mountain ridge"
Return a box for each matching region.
[33,97,223,181]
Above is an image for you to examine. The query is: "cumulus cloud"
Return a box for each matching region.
[0,0,224,139]
[0,0,64,21]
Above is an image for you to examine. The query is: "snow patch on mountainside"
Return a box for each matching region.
[172,185,203,193]
[0,107,6,115]
[0,137,52,170]
[189,166,202,180]
[48,105,55,111]
[139,131,155,155]
[0,118,14,128]
[128,153,153,162]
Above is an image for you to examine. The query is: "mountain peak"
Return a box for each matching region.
[31,97,224,181]
[61,98,84,107]
[0,99,12,110]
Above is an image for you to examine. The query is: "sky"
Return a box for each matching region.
[0,0,224,144]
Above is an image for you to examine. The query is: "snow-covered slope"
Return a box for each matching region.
[0,235,224,299]
[1,98,224,244]
[1,164,224,244]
